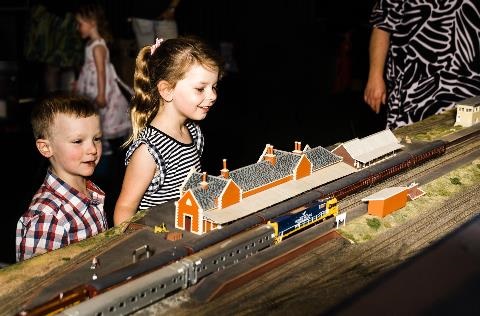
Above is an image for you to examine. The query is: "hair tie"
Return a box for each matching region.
[150,38,164,55]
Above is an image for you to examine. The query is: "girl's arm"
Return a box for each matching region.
[92,45,107,108]
[113,144,157,226]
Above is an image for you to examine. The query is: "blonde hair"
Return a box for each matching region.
[128,36,224,143]
[31,93,98,140]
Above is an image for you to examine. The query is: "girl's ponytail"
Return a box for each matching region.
[128,46,161,143]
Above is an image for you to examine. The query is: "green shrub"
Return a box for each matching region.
[450,177,462,185]
[366,218,381,230]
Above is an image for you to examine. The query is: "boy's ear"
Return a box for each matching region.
[36,139,53,158]
[157,80,174,102]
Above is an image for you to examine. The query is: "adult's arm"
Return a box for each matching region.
[364,27,391,113]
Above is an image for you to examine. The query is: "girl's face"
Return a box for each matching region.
[45,113,102,185]
[76,15,96,39]
[170,63,219,121]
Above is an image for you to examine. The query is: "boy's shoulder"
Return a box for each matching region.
[25,183,66,218]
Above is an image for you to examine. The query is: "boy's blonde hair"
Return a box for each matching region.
[31,94,98,140]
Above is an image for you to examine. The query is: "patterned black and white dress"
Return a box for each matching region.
[125,121,204,208]
[370,0,480,129]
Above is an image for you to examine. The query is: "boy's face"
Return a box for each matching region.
[36,113,102,184]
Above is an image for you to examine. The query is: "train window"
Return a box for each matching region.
[161,284,166,289]
[258,238,263,243]
[96,313,103,316]
[151,288,157,293]
[237,249,241,254]
[179,275,183,280]
[141,292,147,298]
[213,259,218,264]
[229,252,234,257]
[119,302,125,308]
[197,267,201,272]
[172,277,177,283]
[265,236,269,241]
[109,306,115,312]
[131,296,137,302]
[251,242,255,247]
[203,265,207,270]
[222,256,226,261]
[245,245,249,250]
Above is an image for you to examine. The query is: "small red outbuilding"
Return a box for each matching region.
[361,187,408,217]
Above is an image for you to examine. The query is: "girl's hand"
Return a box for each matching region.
[96,95,107,108]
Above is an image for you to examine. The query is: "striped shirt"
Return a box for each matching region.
[125,121,204,209]
[16,169,107,261]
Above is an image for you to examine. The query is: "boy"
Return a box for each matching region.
[16,94,108,261]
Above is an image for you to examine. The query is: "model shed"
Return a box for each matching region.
[332,129,404,169]
[361,186,408,217]
[455,95,480,127]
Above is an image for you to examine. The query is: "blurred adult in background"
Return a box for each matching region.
[364,0,480,129]
[24,2,83,93]
[130,0,182,49]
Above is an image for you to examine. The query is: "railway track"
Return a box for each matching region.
[0,233,128,316]
[316,182,480,291]
[339,136,480,211]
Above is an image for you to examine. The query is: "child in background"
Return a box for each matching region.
[74,3,131,157]
[16,94,107,261]
[113,36,223,226]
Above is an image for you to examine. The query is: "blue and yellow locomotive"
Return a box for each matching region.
[269,197,338,243]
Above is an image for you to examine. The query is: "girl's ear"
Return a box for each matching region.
[157,80,174,102]
[36,139,53,158]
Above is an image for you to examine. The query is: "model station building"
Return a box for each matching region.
[331,129,404,169]
[175,130,404,235]
[455,95,480,127]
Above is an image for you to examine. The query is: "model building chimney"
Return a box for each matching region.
[264,144,276,165]
[200,172,208,189]
[220,158,229,178]
[293,141,302,154]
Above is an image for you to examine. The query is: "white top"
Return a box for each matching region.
[361,187,407,201]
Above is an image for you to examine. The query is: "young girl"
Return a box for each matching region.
[74,4,131,155]
[113,36,223,226]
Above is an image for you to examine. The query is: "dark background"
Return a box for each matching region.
[0,0,383,264]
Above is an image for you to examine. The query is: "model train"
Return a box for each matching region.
[21,139,447,315]
[21,198,337,316]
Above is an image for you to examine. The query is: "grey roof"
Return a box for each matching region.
[204,162,357,224]
[182,173,229,211]
[181,143,342,213]
[342,129,404,164]
[229,153,302,191]
[304,146,342,171]
[457,95,480,107]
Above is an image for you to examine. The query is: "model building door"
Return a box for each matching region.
[185,215,192,232]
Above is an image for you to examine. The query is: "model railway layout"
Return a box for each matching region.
[18,123,480,316]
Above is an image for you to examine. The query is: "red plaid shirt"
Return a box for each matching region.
[16,169,107,261]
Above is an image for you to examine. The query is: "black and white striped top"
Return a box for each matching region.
[125,121,204,209]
